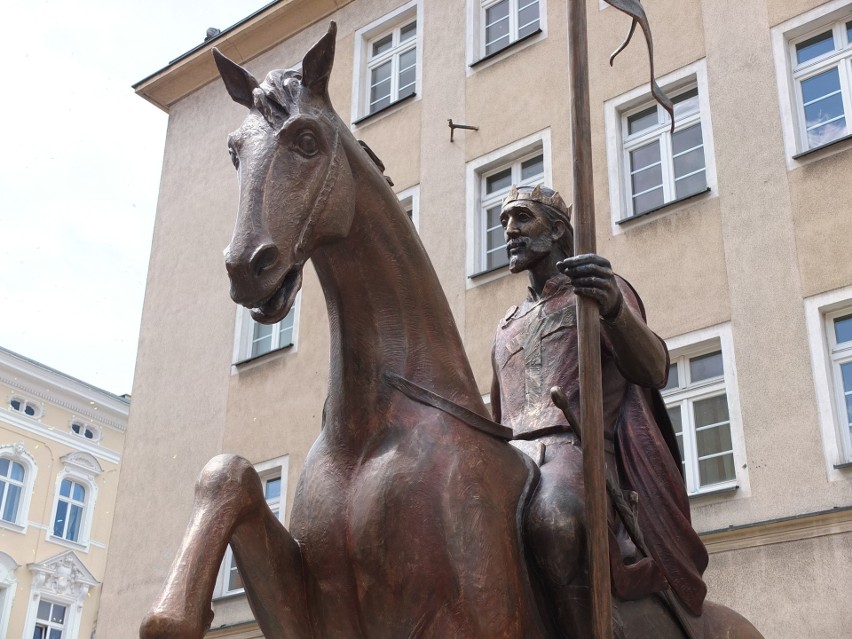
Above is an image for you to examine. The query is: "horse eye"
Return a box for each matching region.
[296,131,318,157]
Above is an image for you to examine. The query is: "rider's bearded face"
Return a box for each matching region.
[501,203,556,273]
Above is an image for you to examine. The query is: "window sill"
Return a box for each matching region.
[616,188,711,225]
[234,343,294,367]
[470,29,543,69]
[468,263,509,280]
[0,519,26,534]
[792,132,852,160]
[48,534,89,553]
[688,483,738,500]
[351,93,417,127]
[833,460,852,470]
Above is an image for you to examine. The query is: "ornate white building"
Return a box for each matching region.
[0,347,128,639]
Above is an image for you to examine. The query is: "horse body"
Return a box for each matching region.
[139,23,764,639]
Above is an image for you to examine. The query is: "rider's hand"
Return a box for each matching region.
[556,254,623,319]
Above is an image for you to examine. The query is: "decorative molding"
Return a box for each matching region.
[60,452,103,478]
[700,507,852,554]
[1,408,121,465]
[28,551,98,611]
[0,373,126,432]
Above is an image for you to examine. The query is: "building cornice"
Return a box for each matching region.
[700,506,852,554]
[133,0,354,112]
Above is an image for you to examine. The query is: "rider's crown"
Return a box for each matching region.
[502,185,571,222]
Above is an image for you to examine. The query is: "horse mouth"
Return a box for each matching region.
[249,267,303,324]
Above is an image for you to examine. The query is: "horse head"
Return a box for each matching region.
[214,22,355,324]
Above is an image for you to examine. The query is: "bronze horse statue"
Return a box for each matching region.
[140,24,764,639]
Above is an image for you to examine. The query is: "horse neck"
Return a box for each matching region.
[311,136,486,445]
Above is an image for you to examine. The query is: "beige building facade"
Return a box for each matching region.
[0,347,129,638]
[102,0,852,636]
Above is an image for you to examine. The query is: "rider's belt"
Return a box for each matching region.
[513,425,616,455]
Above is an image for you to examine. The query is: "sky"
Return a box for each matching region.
[0,0,273,396]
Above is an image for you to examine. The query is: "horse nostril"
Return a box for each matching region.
[250,243,280,276]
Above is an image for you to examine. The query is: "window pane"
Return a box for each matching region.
[53,501,68,537]
[252,321,274,357]
[696,424,733,457]
[520,154,544,180]
[487,227,506,256]
[228,556,244,591]
[689,351,723,382]
[675,171,707,200]
[33,626,46,639]
[400,21,417,42]
[795,30,835,65]
[673,87,699,118]
[632,188,665,216]
[672,123,704,157]
[0,459,7,476]
[11,461,23,481]
[673,146,705,179]
[398,48,417,98]
[371,33,393,58]
[698,453,735,486]
[25,404,36,416]
[67,504,82,542]
[38,600,52,620]
[2,484,20,522]
[49,630,62,639]
[842,362,852,430]
[663,363,679,391]
[60,479,71,498]
[52,604,66,624]
[693,394,730,428]
[666,405,685,463]
[369,61,393,112]
[265,477,282,501]
[835,314,852,344]
[848,21,852,44]
[73,482,86,502]
[278,321,294,348]
[487,246,510,271]
[628,105,658,134]
[518,0,540,39]
[485,0,511,55]
[10,399,21,411]
[631,163,663,198]
[485,167,512,194]
[801,67,842,104]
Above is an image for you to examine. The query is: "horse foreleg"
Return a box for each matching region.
[139,454,273,639]
[230,494,312,637]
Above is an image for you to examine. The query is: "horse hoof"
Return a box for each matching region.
[139,608,214,639]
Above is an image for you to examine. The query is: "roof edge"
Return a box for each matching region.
[134,0,352,112]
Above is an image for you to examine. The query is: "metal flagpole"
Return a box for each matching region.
[567,2,672,637]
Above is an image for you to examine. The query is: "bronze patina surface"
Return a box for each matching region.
[139,22,766,639]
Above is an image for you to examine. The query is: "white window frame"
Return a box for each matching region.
[32,598,69,639]
[47,454,102,551]
[9,394,43,419]
[23,552,96,639]
[397,184,420,231]
[213,455,289,599]
[69,419,101,443]
[663,324,749,498]
[605,59,717,233]
[465,0,547,70]
[465,129,552,287]
[351,1,422,124]
[805,285,852,477]
[0,443,37,533]
[233,293,301,365]
[772,0,852,167]
[0,552,18,638]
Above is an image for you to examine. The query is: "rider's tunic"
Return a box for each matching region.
[491,273,709,617]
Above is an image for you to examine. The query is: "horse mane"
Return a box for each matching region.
[253,69,394,187]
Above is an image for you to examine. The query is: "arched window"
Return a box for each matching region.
[0,443,37,531]
[52,479,87,543]
[0,458,25,524]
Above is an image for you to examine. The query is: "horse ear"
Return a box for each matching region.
[213,48,260,109]
[302,22,337,98]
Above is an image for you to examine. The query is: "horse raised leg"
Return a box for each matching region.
[139,454,310,639]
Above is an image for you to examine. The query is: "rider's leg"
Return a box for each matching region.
[140,454,307,639]
[525,436,594,639]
